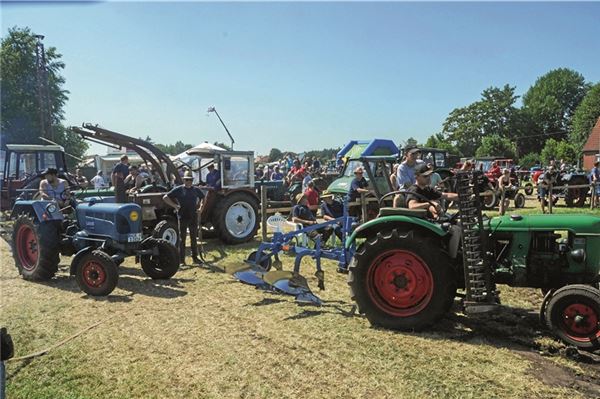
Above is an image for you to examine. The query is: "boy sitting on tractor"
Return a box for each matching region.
[406,164,458,219]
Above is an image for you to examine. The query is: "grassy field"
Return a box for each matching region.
[1,199,599,399]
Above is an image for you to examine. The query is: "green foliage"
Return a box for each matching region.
[518,152,541,169]
[522,68,590,137]
[570,83,600,151]
[425,133,461,155]
[213,141,232,151]
[441,85,520,156]
[1,26,88,161]
[475,134,517,159]
[405,137,418,147]
[304,148,341,162]
[154,140,193,155]
[540,138,578,165]
[268,148,283,162]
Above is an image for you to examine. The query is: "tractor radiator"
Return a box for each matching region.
[456,171,497,313]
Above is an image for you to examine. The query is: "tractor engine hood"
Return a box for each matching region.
[489,214,600,235]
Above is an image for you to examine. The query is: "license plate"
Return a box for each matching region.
[127,233,142,242]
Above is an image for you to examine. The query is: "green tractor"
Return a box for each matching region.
[346,171,600,350]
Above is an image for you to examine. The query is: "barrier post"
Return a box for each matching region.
[260,185,268,241]
[360,192,367,223]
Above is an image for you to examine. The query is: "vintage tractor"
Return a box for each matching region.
[346,171,600,350]
[11,197,179,296]
[0,143,78,210]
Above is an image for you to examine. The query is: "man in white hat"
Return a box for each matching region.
[163,170,205,265]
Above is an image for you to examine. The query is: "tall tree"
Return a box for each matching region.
[424,133,461,155]
[475,135,517,159]
[441,84,520,156]
[522,68,590,138]
[268,148,283,162]
[570,83,600,151]
[1,26,88,165]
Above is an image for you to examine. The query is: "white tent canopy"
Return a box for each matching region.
[171,142,226,162]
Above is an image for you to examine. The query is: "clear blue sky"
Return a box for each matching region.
[2,1,600,156]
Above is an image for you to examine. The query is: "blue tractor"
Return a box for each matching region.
[11,198,180,296]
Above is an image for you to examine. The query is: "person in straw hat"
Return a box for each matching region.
[163,170,205,265]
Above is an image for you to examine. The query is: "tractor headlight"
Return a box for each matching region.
[46,203,58,214]
[129,210,139,222]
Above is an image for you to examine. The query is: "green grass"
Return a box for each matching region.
[1,198,599,398]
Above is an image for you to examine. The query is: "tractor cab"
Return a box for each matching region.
[1,144,74,210]
[327,139,398,200]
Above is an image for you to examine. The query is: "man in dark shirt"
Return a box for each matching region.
[205,164,221,190]
[292,193,333,244]
[163,171,205,264]
[406,164,458,219]
[347,167,370,202]
[320,192,344,241]
[111,155,129,203]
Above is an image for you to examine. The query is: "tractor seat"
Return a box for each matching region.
[378,207,428,218]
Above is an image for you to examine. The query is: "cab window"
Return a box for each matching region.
[223,156,250,187]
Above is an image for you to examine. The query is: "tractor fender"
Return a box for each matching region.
[345,215,448,248]
[11,200,64,222]
[70,246,94,275]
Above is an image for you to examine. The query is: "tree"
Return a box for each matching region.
[522,68,590,138]
[441,85,520,156]
[424,133,461,155]
[155,140,193,155]
[213,141,232,151]
[570,83,600,151]
[1,26,88,166]
[540,138,578,165]
[518,152,541,169]
[475,135,517,159]
[268,148,283,162]
[405,137,418,147]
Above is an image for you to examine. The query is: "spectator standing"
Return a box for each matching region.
[111,155,129,203]
[162,171,204,265]
[75,168,88,188]
[304,180,319,206]
[90,170,106,189]
[590,161,600,208]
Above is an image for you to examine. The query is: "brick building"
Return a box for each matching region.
[583,117,600,170]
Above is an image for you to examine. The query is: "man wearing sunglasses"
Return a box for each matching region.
[406,164,458,219]
[347,167,370,203]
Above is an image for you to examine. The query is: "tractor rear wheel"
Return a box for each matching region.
[152,219,179,248]
[11,215,60,280]
[545,285,600,351]
[348,229,456,330]
[140,238,180,279]
[74,250,119,296]
[524,183,534,196]
[214,192,259,244]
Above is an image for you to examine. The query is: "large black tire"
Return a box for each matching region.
[348,229,456,331]
[524,183,534,196]
[152,219,179,248]
[482,190,498,209]
[545,284,600,351]
[214,191,259,244]
[74,250,119,296]
[11,215,61,280]
[140,238,180,279]
[564,178,588,207]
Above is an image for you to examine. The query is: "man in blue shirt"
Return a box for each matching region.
[270,166,284,181]
[111,155,129,203]
[292,193,333,244]
[163,171,205,265]
[205,164,221,190]
[347,167,370,202]
[396,147,424,189]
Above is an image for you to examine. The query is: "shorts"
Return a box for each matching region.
[537,186,548,198]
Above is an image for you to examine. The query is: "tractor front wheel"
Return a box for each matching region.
[74,250,119,296]
[153,219,179,248]
[545,285,600,351]
[140,238,180,279]
[11,215,60,280]
[348,229,456,330]
[514,193,526,208]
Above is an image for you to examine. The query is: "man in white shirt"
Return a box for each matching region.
[90,170,106,189]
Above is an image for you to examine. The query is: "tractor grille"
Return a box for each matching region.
[456,171,497,311]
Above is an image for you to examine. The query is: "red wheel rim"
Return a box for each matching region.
[366,249,434,317]
[82,261,107,288]
[16,225,39,271]
[560,302,600,342]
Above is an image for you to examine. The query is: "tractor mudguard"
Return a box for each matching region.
[11,200,65,222]
[70,246,94,275]
[345,215,448,248]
